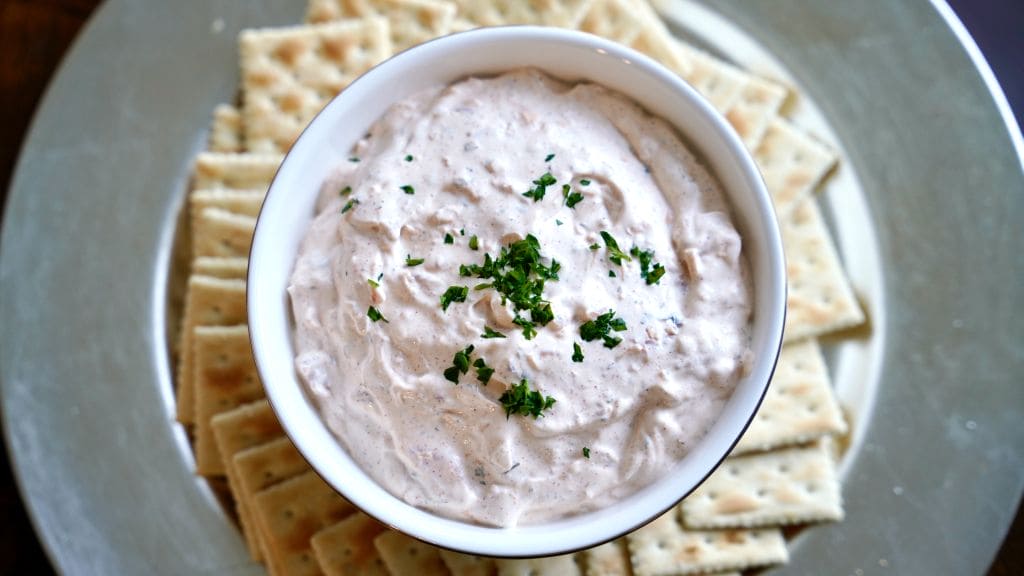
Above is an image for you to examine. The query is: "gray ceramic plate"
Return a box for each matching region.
[1,1,1021,574]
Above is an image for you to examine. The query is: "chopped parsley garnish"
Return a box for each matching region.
[583,447,591,458]
[572,342,584,363]
[348,156,360,163]
[440,285,469,311]
[523,172,556,202]
[405,255,425,267]
[473,358,494,385]
[341,198,359,214]
[579,178,591,186]
[608,270,616,278]
[562,184,584,208]
[400,184,415,195]
[580,310,627,349]
[456,234,560,338]
[600,231,632,266]
[367,278,379,288]
[444,233,454,244]
[443,345,475,384]
[499,379,556,419]
[630,246,666,285]
[469,235,479,251]
[513,315,537,340]
[545,153,555,162]
[366,306,388,323]
[589,243,600,251]
[404,154,414,162]
[460,228,465,236]
[481,326,506,339]
[340,185,352,196]
[556,219,563,226]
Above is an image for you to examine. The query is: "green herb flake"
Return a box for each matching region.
[579,178,591,186]
[523,172,556,202]
[460,228,466,236]
[400,184,415,195]
[340,185,352,196]
[440,285,469,311]
[404,154,414,162]
[583,447,591,458]
[513,315,537,340]
[443,344,475,384]
[545,153,555,162]
[469,235,479,251]
[562,184,584,208]
[367,278,379,288]
[405,255,425,267]
[608,270,616,277]
[572,342,584,363]
[556,219,563,226]
[341,198,360,214]
[600,231,632,266]
[580,310,628,346]
[348,156,360,163]
[498,379,556,419]
[630,246,667,285]
[473,357,494,385]
[444,233,454,244]
[366,306,388,323]
[481,326,506,339]
[589,243,600,251]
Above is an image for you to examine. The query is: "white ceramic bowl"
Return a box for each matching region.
[248,26,786,558]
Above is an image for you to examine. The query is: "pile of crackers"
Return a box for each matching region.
[174,0,866,574]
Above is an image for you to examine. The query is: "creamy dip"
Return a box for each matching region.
[289,69,752,527]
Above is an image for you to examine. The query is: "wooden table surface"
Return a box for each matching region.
[0,1,1020,574]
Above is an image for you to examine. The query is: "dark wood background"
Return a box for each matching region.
[0,0,1020,573]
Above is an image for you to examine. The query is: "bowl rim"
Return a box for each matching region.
[247,25,786,558]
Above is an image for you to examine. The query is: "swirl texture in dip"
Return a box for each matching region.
[289,69,752,527]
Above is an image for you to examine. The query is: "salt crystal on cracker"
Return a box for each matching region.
[782,199,865,342]
[193,325,265,476]
[240,19,392,153]
[680,441,844,529]
[208,104,244,153]
[626,512,787,575]
[754,118,837,218]
[192,152,283,190]
[311,512,390,576]
[176,275,247,424]
[374,529,451,575]
[496,553,582,576]
[252,471,357,576]
[307,0,457,51]
[733,339,847,454]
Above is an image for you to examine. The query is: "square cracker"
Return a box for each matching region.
[191,207,257,259]
[373,529,450,575]
[307,0,457,51]
[192,256,248,279]
[176,275,247,424]
[680,441,844,529]
[192,152,283,190]
[240,18,392,153]
[194,325,265,476]
[496,554,582,576]
[208,103,244,153]
[252,471,357,576]
[781,199,865,342]
[210,399,285,560]
[439,549,497,576]
[625,512,787,575]
[454,0,592,27]
[583,538,630,576]
[725,76,788,149]
[733,338,846,454]
[191,188,265,218]
[310,512,390,576]
[754,118,837,218]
